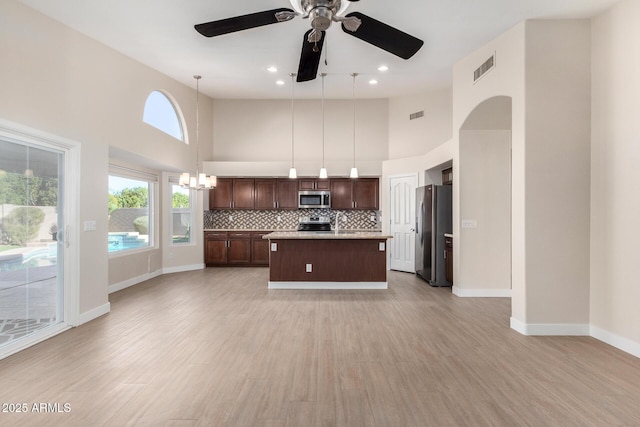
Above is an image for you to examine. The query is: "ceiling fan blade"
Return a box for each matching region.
[195,8,295,37]
[297,30,325,82]
[341,12,423,59]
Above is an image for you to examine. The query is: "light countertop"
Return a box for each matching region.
[204,229,296,232]
[263,231,392,240]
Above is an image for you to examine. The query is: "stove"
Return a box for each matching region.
[297,215,331,232]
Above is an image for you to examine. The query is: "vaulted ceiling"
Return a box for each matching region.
[20,0,618,99]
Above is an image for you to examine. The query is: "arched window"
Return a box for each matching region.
[143,91,185,142]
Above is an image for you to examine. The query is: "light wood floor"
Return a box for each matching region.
[1,268,639,426]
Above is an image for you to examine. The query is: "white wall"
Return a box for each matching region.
[212,98,388,177]
[523,20,592,327]
[452,22,527,319]
[453,19,593,333]
[0,0,211,320]
[388,88,452,160]
[590,0,640,353]
[458,130,511,296]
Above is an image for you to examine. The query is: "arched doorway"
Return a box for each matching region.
[455,96,512,297]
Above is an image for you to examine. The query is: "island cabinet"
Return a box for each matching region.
[263,231,392,289]
[330,178,379,210]
[299,178,330,191]
[209,178,254,210]
[254,179,298,210]
[204,231,254,266]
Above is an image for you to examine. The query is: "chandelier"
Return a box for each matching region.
[179,75,216,189]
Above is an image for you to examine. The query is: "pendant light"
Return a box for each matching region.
[179,75,216,190]
[350,72,359,179]
[288,72,298,179]
[319,73,328,179]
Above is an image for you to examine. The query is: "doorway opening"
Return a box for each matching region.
[457,96,512,296]
[0,122,76,359]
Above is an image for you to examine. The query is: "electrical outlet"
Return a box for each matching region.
[229,215,233,221]
[277,215,281,222]
[306,263,312,273]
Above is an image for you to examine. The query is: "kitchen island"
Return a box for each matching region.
[262,231,392,289]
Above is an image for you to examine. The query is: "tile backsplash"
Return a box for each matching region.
[204,209,380,230]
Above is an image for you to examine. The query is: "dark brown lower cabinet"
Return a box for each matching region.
[251,232,270,266]
[227,232,251,265]
[205,231,269,267]
[445,236,453,284]
[204,232,228,266]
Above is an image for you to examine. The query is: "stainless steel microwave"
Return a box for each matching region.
[298,191,331,209]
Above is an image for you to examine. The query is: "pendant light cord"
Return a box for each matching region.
[290,73,295,169]
[321,73,326,169]
[351,73,357,170]
[194,75,200,175]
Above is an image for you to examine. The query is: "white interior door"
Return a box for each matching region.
[389,174,417,272]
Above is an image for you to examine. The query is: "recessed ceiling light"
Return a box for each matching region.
[369,79,378,85]
[267,66,278,73]
[276,80,285,86]
[378,65,389,72]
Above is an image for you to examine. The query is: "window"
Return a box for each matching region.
[170,180,193,245]
[142,91,185,141]
[108,171,156,253]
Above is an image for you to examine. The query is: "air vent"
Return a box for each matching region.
[409,111,424,120]
[473,54,495,82]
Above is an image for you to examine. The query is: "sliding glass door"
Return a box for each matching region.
[0,138,65,351]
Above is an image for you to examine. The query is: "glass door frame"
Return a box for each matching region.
[0,119,80,360]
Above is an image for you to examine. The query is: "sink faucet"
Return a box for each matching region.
[335,212,341,234]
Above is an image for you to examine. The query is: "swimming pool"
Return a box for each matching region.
[108,232,149,252]
[0,244,57,271]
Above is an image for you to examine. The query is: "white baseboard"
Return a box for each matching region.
[268,281,388,290]
[510,317,590,336]
[108,270,162,294]
[591,325,640,359]
[77,302,111,326]
[452,286,512,298]
[162,263,205,275]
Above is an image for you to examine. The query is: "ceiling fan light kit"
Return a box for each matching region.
[195,0,424,82]
[194,1,424,178]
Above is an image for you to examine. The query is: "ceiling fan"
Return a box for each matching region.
[194,0,424,82]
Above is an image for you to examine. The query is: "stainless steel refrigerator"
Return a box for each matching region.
[415,185,452,286]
